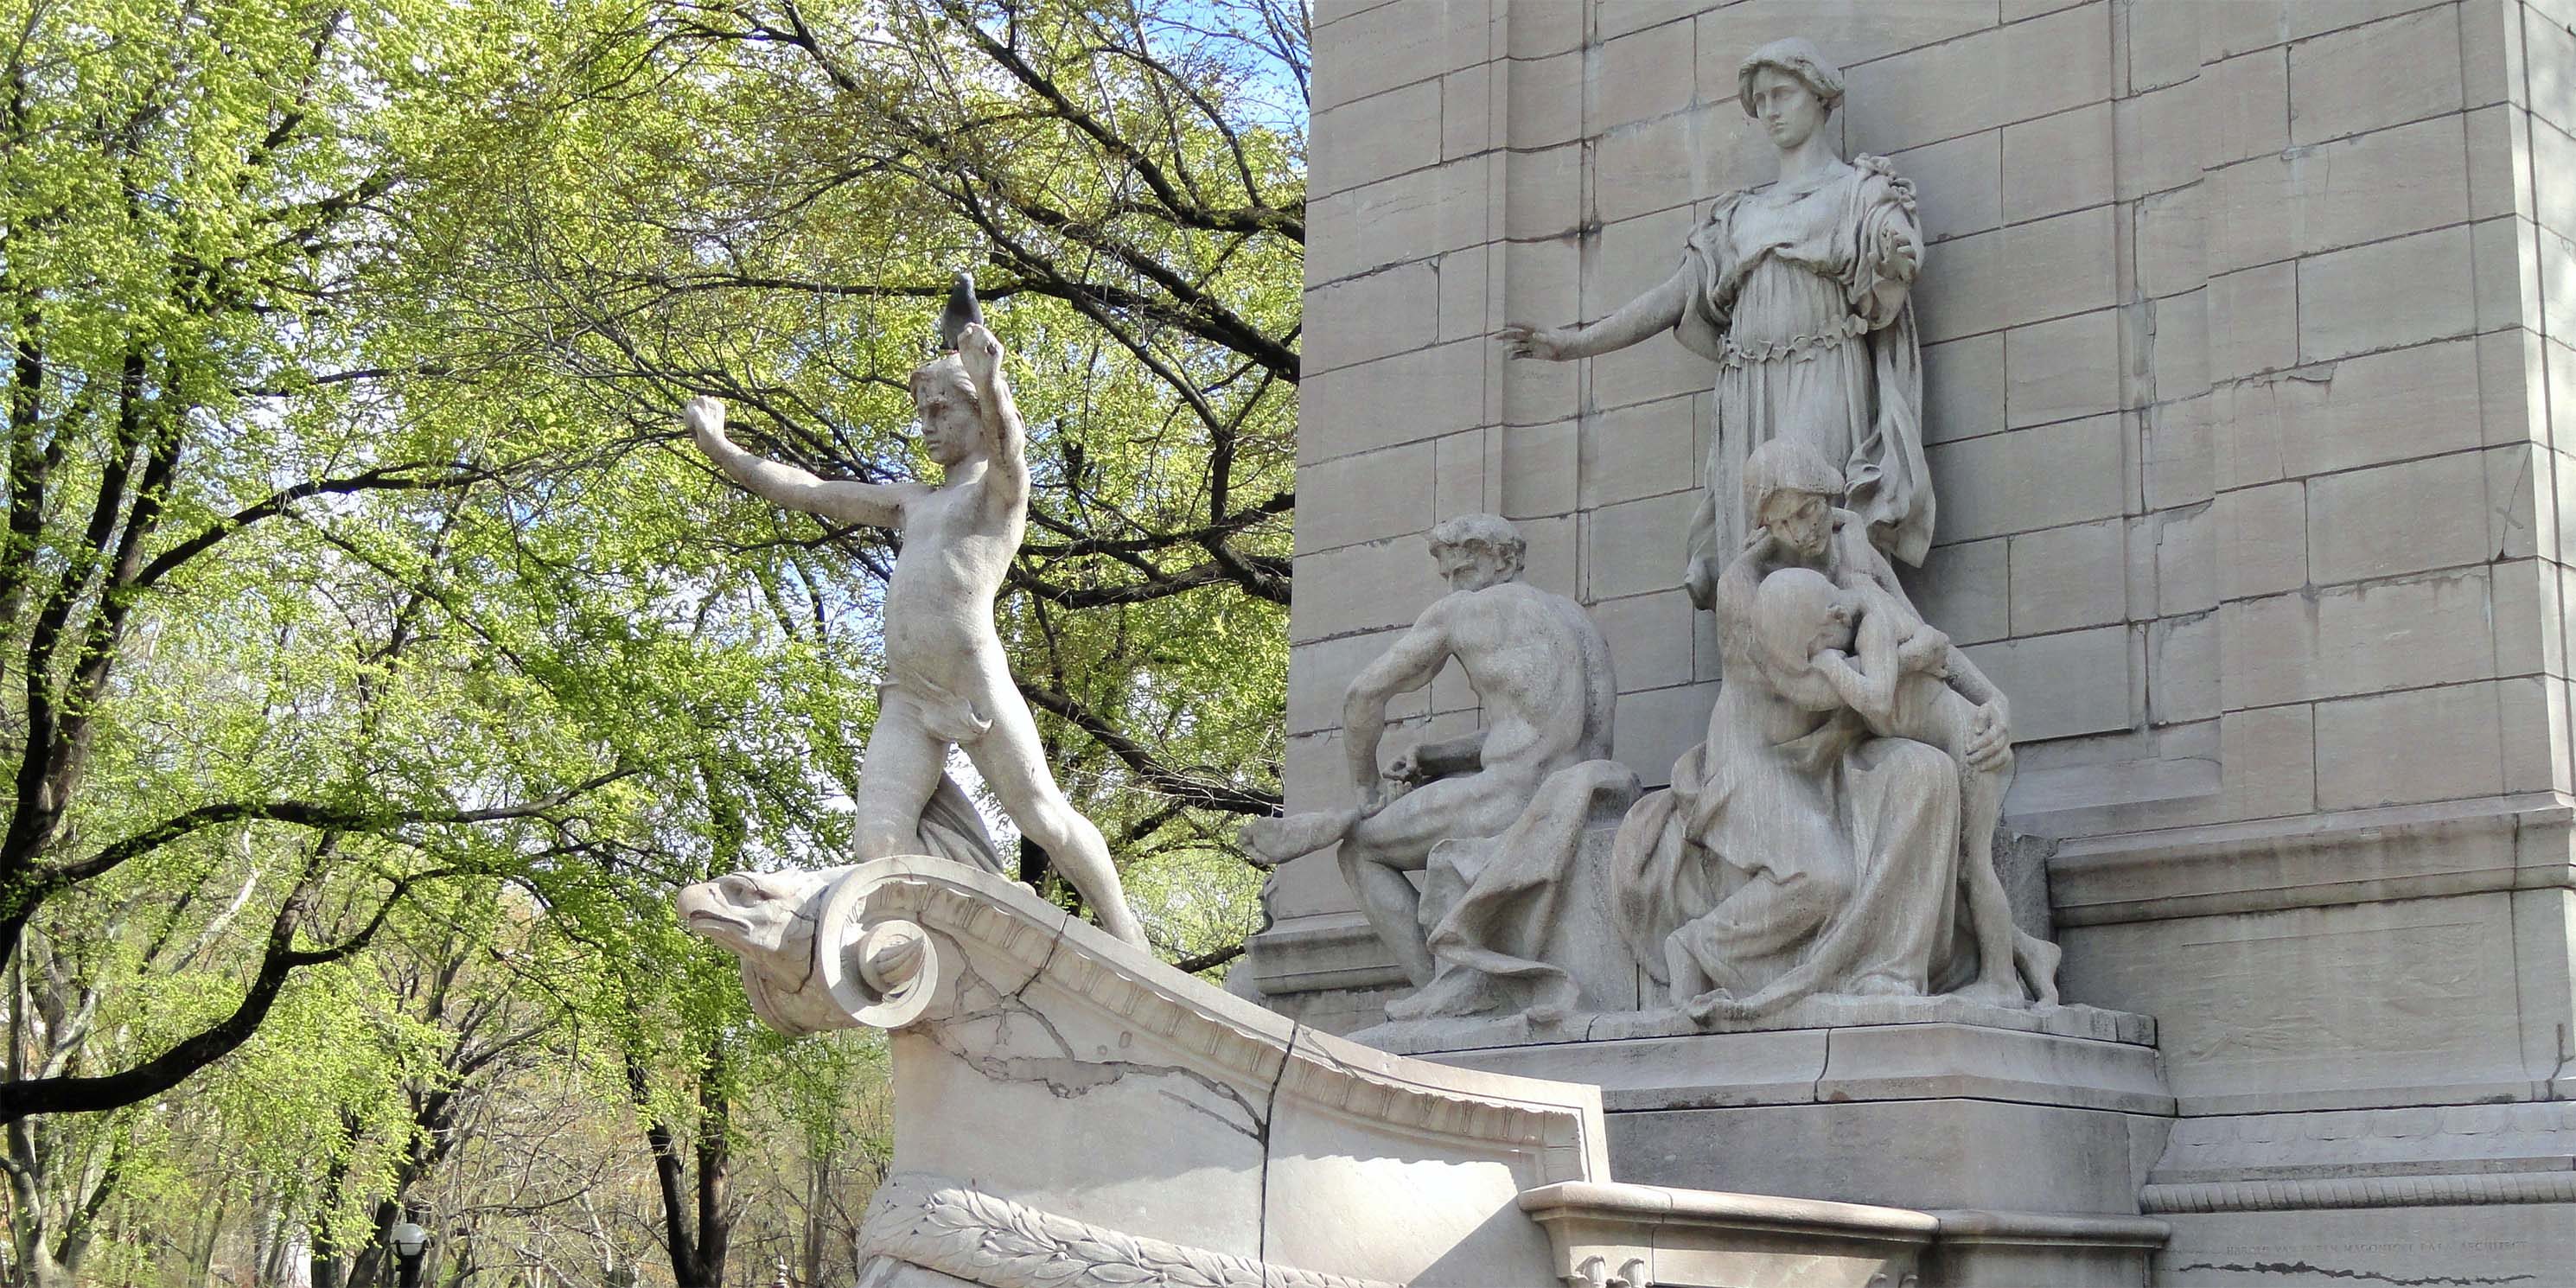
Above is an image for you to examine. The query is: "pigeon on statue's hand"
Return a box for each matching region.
[938,271,983,353]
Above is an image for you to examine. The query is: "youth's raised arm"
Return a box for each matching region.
[954,325,1028,507]
[682,396,918,530]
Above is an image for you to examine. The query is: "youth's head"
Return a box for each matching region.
[908,354,984,468]
[1738,38,1842,152]
[1426,513,1526,592]
[1743,438,1845,561]
[1753,565,1856,675]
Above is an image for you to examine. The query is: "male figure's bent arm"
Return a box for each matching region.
[1342,611,1456,807]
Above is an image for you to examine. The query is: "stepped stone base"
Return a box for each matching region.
[1415,1006,2176,1284]
[2139,1100,2576,1285]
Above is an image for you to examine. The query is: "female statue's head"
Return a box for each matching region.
[1743,438,1845,561]
[1737,38,1843,153]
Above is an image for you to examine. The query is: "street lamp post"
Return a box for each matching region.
[386,1221,430,1288]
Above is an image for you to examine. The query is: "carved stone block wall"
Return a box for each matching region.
[1273,0,2576,1074]
[1271,3,2576,1281]
[1280,0,2215,978]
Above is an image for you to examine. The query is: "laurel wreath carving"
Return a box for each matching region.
[859,1173,1405,1288]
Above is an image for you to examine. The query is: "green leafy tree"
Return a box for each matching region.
[0,0,1310,1282]
[475,0,1306,955]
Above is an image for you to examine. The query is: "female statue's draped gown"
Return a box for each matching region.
[1613,514,1970,1022]
[1673,154,1934,574]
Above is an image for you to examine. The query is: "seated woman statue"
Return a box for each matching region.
[1612,440,2060,1023]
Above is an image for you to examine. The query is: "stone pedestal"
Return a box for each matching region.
[2143,1100,2576,1286]
[1413,1004,2175,1285]
[692,858,2173,1288]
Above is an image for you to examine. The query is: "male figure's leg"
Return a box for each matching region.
[1339,774,1526,987]
[965,692,1149,948]
[850,691,949,862]
[1909,682,2024,999]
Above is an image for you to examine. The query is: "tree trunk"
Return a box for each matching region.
[689,1055,731,1287]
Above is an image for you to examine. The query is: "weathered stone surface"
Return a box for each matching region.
[2005,308,2122,428]
[1900,537,2011,646]
[2295,226,2478,363]
[2286,5,2463,146]
[2301,450,2494,586]
[2311,681,2505,810]
[2209,261,2300,381]
[2220,570,2496,707]
[1292,440,1437,552]
[1892,128,2002,243]
[1611,1098,2161,1216]
[2208,116,2471,276]
[2112,84,2196,202]
[1929,414,2128,542]
[2212,338,2489,488]
[2063,886,2541,1113]
[1840,4,2109,154]
[2204,48,2292,163]
[1310,79,1443,199]
[1922,332,2005,445]
[2011,520,2128,635]
[1578,395,1698,511]
[1963,625,2133,742]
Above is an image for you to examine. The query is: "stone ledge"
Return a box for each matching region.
[2049,792,2576,925]
[2151,1100,2576,1201]
[1928,1208,2169,1248]
[1357,992,2153,1053]
[2144,1173,2576,1213]
[1922,1208,2171,1288]
[1238,912,1408,996]
[1412,1017,2171,1116]
[1515,1183,2173,1288]
[1520,1180,1936,1288]
[2172,1078,2563,1120]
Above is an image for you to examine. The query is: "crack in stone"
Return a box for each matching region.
[925,953,1268,1143]
[1259,1025,1300,1269]
[2169,1260,2537,1286]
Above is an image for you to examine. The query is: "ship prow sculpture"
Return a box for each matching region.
[681,856,1973,1288]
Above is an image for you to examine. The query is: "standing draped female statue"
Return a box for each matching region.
[1501,37,1932,604]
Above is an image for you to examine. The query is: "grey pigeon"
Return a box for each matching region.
[937,271,983,352]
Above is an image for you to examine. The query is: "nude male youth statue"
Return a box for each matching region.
[680,323,1147,948]
[1239,515,1615,985]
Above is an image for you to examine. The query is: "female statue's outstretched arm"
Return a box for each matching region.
[1498,264,1695,362]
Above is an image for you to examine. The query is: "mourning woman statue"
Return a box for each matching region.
[1500,37,1931,605]
[1611,441,2059,1023]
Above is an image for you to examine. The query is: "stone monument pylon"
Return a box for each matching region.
[1251,3,2576,1285]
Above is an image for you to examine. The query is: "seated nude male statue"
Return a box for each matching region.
[679,322,1146,948]
[1240,515,1614,985]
